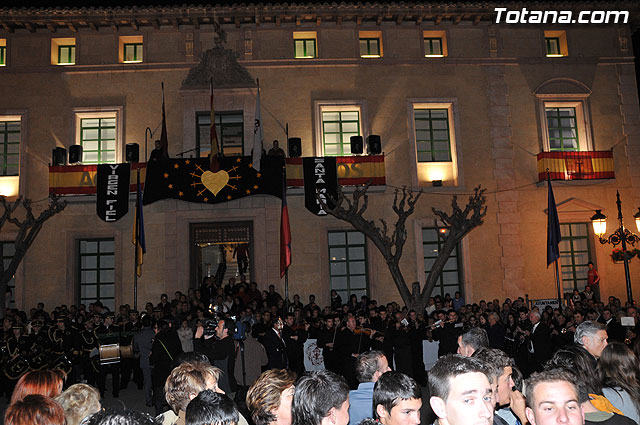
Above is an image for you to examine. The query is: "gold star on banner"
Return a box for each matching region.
[178,191,184,197]
[163,173,169,178]
[245,189,251,194]
[236,158,242,163]
[227,195,232,200]
[253,185,259,189]
[185,159,190,164]
[249,163,253,168]
[168,184,173,189]
[203,197,209,202]
[174,163,179,169]
[256,173,261,178]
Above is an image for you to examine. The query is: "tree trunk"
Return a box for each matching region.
[320,183,486,312]
[0,196,66,318]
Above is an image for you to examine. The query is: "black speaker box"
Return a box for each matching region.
[288,137,302,158]
[126,143,140,162]
[367,135,382,155]
[68,145,83,164]
[350,136,364,154]
[52,147,67,166]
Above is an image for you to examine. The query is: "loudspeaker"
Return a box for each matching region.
[350,136,363,154]
[68,145,83,164]
[52,147,67,166]
[288,138,302,158]
[367,135,382,155]
[126,143,139,162]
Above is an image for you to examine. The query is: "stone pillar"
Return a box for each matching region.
[486,65,524,295]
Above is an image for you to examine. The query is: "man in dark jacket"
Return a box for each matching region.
[525,311,552,375]
[195,318,237,395]
[261,317,288,370]
[150,319,183,415]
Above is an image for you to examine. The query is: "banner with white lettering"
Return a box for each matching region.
[96,163,130,222]
[303,157,337,215]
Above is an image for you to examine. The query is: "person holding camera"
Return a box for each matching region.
[195,318,237,396]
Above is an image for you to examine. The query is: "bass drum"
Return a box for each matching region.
[28,352,50,371]
[4,357,30,381]
[50,354,73,376]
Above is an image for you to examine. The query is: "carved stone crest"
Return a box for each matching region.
[182,46,256,89]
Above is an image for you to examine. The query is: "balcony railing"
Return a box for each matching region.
[49,155,386,195]
[537,151,614,182]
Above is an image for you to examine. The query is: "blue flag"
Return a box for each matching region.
[547,178,562,266]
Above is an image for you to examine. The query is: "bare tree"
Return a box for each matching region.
[0,195,67,317]
[321,183,486,312]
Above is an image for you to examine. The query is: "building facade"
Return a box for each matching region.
[1,2,639,311]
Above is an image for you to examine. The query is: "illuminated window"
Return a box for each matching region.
[414,109,451,162]
[0,39,6,66]
[546,107,579,151]
[80,117,116,164]
[293,32,317,58]
[546,38,561,56]
[359,31,382,58]
[124,43,143,62]
[328,230,368,300]
[423,30,447,57]
[196,112,244,157]
[559,223,592,292]
[79,238,116,312]
[322,110,360,156]
[75,109,121,164]
[544,30,568,57]
[51,38,76,65]
[422,227,461,298]
[0,118,20,176]
[409,101,459,187]
[119,36,143,63]
[539,100,592,152]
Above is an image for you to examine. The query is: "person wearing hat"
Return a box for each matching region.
[77,319,100,387]
[120,309,142,391]
[95,312,121,398]
[3,324,30,395]
[28,320,51,355]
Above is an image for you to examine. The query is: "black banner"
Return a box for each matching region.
[143,156,284,206]
[96,163,130,222]
[303,157,337,216]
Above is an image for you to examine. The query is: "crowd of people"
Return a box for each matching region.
[1,274,640,425]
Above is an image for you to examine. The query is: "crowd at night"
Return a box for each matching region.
[2,276,640,425]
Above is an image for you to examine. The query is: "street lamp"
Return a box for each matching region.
[590,191,640,305]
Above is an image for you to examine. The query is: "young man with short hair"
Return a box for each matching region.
[186,390,239,425]
[292,370,350,425]
[428,354,494,425]
[373,371,422,425]
[524,369,584,425]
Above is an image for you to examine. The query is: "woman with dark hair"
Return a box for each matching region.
[5,394,65,425]
[598,341,640,423]
[10,369,66,405]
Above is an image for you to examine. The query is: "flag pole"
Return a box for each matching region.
[547,170,563,309]
[134,166,140,311]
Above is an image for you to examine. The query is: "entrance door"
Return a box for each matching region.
[190,222,253,289]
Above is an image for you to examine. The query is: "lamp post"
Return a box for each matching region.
[590,191,640,305]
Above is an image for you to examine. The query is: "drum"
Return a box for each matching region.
[50,354,73,376]
[4,357,29,380]
[99,344,121,365]
[120,345,133,358]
